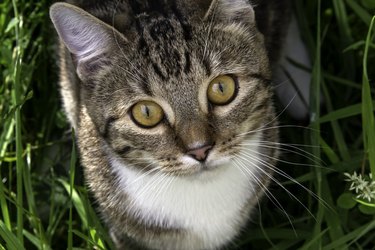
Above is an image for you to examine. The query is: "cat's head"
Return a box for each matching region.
[50,0,277,177]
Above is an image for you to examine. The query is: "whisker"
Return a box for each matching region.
[237,142,326,167]
[232,156,295,230]
[127,165,162,186]
[127,171,169,216]
[109,153,156,167]
[122,157,155,162]
[236,150,330,213]
[237,124,320,138]
[235,145,317,168]
[256,93,298,132]
[245,140,323,149]
[148,173,170,210]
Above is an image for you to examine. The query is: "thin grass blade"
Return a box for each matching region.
[362,16,375,176]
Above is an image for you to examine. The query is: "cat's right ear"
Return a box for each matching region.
[50,3,125,78]
[181,0,255,26]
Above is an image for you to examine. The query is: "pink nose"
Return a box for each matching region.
[187,145,213,162]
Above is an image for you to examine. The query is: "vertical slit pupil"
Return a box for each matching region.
[218,82,224,94]
[142,105,150,118]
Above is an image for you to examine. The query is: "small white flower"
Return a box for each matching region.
[344,171,375,203]
[345,172,355,182]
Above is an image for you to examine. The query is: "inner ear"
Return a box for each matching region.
[50,3,127,78]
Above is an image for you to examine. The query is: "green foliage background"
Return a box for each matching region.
[0,0,374,249]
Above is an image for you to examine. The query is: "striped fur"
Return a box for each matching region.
[50,1,289,249]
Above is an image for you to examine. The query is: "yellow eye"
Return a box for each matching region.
[131,101,164,128]
[207,75,237,105]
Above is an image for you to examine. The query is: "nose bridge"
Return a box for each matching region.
[176,114,213,151]
[167,79,212,151]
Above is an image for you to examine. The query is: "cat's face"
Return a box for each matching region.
[51,1,277,177]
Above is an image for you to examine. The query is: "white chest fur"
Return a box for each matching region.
[111,142,261,249]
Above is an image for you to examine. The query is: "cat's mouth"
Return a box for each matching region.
[179,154,233,178]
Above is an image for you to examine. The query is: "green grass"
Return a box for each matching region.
[0,0,375,249]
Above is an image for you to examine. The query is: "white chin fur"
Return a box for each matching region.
[110,132,263,249]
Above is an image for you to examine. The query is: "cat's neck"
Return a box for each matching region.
[110,133,263,249]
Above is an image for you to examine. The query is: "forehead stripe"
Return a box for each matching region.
[184,51,191,74]
[152,62,167,81]
[170,2,193,40]
[101,116,119,139]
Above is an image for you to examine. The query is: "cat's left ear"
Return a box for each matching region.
[203,0,255,25]
[50,3,126,78]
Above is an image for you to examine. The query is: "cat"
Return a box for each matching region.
[50,0,291,249]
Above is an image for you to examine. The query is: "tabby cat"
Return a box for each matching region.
[50,0,290,249]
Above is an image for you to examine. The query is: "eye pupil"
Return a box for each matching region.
[142,105,150,118]
[218,82,224,93]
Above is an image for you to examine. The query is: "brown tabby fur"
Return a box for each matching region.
[51,0,290,249]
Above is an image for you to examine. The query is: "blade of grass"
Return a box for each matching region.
[321,178,345,247]
[320,137,340,164]
[0,118,15,160]
[59,180,88,229]
[343,40,375,53]
[309,0,323,248]
[0,174,11,230]
[283,155,364,186]
[258,205,276,248]
[46,169,67,244]
[300,228,329,250]
[332,0,355,79]
[60,182,115,249]
[345,0,372,25]
[322,219,375,250]
[72,230,105,250]
[0,117,13,231]
[323,73,363,91]
[0,221,25,250]
[23,229,51,250]
[242,228,310,242]
[23,143,49,249]
[362,16,375,177]
[270,240,299,250]
[68,130,77,250]
[11,0,24,245]
[318,102,375,123]
[89,228,105,250]
[45,204,68,245]
[321,80,350,161]
[81,192,115,249]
